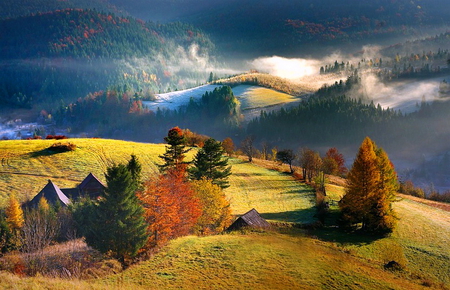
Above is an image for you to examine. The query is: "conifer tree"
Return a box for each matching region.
[339,137,398,233]
[159,127,190,173]
[82,163,148,265]
[5,194,24,230]
[189,138,231,189]
[127,154,143,191]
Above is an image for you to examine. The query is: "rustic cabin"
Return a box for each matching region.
[26,173,105,208]
[227,208,271,231]
[27,180,71,208]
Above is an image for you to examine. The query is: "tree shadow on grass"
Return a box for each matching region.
[261,208,317,224]
[310,210,388,245]
[29,148,62,157]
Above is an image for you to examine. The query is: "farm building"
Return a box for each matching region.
[26,173,105,208]
[227,208,271,231]
[27,180,71,208]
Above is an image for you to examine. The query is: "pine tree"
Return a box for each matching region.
[189,138,231,189]
[339,137,398,233]
[82,163,148,265]
[127,154,142,191]
[5,194,24,230]
[159,127,190,173]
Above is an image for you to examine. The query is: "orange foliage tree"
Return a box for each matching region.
[140,167,201,249]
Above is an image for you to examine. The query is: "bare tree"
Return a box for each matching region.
[22,208,60,253]
[240,136,255,162]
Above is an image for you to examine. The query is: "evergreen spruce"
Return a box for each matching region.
[189,138,232,189]
[159,127,190,173]
[81,161,148,265]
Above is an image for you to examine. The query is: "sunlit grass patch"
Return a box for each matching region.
[233,85,299,110]
[226,158,316,223]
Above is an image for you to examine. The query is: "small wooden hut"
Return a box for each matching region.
[227,208,271,231]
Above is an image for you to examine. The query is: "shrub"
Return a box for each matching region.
[48,142,76,152]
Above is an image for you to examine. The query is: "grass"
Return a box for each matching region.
[100,231,430,290]
[0,139,183,207]
[232,85,299,111]
[0,139,449,289]
[226,158,316,223]
[318,183,450,287]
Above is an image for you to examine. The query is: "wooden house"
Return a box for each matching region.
[227,208,271,231]
[27,180,71,208]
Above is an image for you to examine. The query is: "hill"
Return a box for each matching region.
[112,0,450,58]
[0,9,215,108]
[0,139,314,223]
[0,139,449,288]
[0,0,124,20]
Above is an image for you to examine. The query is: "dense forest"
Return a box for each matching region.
[0,9,214,108]
[173,0,450,57]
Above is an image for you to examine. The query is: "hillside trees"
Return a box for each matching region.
[74,158,148,265]
[159,126,190,173]
[139,168,201,249]
[339,137,398,233]
[276,149,296,174]
[189,138,231,189]
[190,178,232,235]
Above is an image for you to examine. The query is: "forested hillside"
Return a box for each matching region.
[0,0,123,19]
[174,0,450,57]
[0,9,214,108]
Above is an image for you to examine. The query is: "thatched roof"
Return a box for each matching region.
[28,180,71,208]
[227,208,271,231]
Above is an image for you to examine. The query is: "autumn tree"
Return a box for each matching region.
[189,138,232,189]
[276,149,296,173]
[299,148,322,182]
[77,161,148,265]
[222,137,235,156]
[159,127,190,173]
[339,137,398,233]
[5,194,24,231]
[191,178,232,235]
[324,147,347,175]
[140,168,201,249]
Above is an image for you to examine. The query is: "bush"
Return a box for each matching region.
[48,142,76,152]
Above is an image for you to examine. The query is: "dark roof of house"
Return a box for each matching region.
[227,208,271,231]
[29,180,71,207]
[78,173,105,190]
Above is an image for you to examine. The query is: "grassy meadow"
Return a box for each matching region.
[233,85,299,111]
[0,139,449,289]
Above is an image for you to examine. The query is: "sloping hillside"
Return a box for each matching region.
[0,139,449,288]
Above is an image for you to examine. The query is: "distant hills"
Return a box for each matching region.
[107,0,450,58]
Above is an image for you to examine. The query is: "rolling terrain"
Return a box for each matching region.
[0,139,449,289]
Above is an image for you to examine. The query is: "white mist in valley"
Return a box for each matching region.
[248,53,449,113]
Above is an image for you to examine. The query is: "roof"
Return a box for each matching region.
[227,208,271,231]
[29,180,71,207]
[78,173,105,190]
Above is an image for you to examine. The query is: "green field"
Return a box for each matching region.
[0,139,449,289]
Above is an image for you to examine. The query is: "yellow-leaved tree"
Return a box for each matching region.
[5,194,24,230]
[339,137,398,233]
[191,178,232,235]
